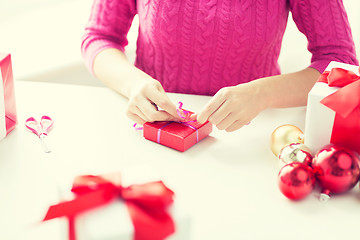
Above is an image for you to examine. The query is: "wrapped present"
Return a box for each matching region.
[43,171,191,240]
[143,121,212,152]
[0,53,17,141]
[304,61,360,154]
[140,102,212,152]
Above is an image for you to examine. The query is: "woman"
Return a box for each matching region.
[81,0,358,132]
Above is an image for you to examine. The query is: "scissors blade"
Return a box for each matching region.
[39,134,51,153]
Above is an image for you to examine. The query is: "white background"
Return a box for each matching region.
[0,0,359,86]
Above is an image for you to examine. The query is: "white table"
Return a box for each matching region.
[1,81,359,240]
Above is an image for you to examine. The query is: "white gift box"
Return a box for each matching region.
[55,167,191,240]
[304,61,360,154]
[75,198,190,240]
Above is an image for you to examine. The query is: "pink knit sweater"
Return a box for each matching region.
[81,0,358,96]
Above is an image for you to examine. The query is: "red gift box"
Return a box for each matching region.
[143,120,212,152]
[0,53,17,141]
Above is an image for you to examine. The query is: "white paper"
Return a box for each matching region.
[75,198,191,240]
[304,61,360,154]
[76,200,133,240]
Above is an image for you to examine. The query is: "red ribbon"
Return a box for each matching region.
[318,67,360,152]
[43,174,175,240]
[156,102,199,144]
[176,102,195,122]
[318,68,360,117]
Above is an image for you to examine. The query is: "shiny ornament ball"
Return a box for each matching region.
[278,143,313,167]
[312,144,360,200]
[271,124,304,156]
[278,162,315,200]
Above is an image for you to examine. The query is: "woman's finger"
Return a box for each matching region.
[207,100,235,125]
[154,110,181,122]
[225,120,249,132]
[126,112,147,125]
[147,87,180,119]
[127,100,151,122]
[136,98,161,121]
[136,98,180,122]
[214,112,236,130]
[197,94,226,124]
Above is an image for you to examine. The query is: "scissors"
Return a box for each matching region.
[25,116,54,153]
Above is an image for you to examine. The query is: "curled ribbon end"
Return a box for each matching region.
[177,102,195,122]
[133,123,143,130]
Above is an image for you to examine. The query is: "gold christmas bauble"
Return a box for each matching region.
[270,124,304,156]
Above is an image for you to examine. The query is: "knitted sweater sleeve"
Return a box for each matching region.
[289,0,358,73]
[81,0,137,73]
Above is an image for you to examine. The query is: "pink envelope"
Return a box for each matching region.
[0,53,17,140]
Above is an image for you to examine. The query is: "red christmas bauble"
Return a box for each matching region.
[312,144,360,199]
[278,143,313,167]
[278,162,315,200]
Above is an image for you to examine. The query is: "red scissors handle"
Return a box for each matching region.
[25,117,41,136]
[39,116,54,135]
[25,116,53,136]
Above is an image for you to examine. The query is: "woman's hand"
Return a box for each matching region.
[93,49,319,128]
[126,78,181,124]
[92,48,181,124]
[196,83,267,132]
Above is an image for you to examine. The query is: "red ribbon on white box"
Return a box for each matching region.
[317,67,360,153]
[43,174,176,240]
[318,67,360,117]
[304,62,360,154]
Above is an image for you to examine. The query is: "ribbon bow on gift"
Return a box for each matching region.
[43,174,175,240]
[318,67,360,117]
[176,102,195,122]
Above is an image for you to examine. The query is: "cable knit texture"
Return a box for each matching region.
[81,0,358,96]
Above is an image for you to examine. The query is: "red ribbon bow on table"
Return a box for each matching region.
[43,174,175,240]
[318,67,360,117]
